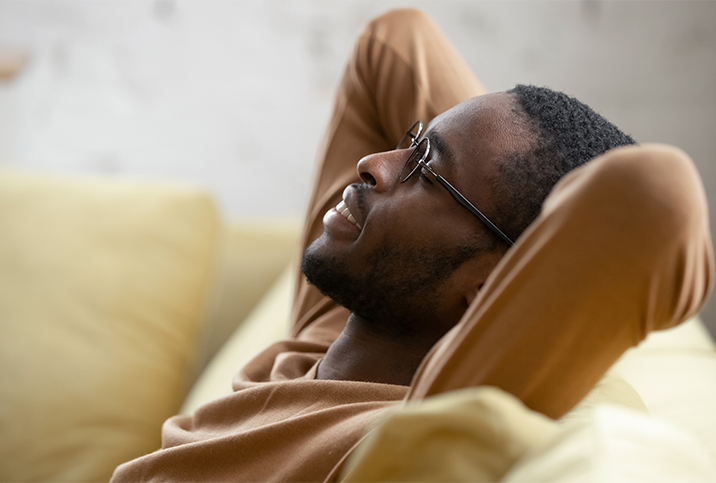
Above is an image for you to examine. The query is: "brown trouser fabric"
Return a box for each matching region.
[111,8,714,483]
[291,8,714,419]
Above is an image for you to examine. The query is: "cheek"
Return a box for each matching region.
[375,201,472,253]
[350,187,479,267]
[365,197,438,242]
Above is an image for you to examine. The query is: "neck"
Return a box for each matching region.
[316,313,438,386]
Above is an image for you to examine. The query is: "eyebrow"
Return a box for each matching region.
[427,131,455,169]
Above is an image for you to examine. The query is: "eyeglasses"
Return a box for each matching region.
[396,121,515,246]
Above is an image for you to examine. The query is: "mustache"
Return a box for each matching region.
[354,183,368,219]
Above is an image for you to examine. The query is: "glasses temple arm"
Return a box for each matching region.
[435,175,515,246]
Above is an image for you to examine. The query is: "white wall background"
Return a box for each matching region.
[1,0,716,328]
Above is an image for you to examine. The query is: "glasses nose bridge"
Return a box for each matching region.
[397,121,424,151]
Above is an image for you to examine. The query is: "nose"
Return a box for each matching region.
[356,149,405,191]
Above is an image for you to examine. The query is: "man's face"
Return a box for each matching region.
[302,93,530,339]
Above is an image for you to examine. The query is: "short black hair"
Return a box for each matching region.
[490,84,637,243]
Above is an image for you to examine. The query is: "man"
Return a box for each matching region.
[111,8,713,483]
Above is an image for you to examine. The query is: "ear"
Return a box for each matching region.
[458,249,506,307]
[465,283,483,306]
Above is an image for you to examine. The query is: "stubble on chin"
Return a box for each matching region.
[301,238,478,339]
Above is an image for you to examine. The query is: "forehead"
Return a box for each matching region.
[425,92,526,161]
[423,92,531,210]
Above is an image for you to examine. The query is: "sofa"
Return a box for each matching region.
[1,170,715,482]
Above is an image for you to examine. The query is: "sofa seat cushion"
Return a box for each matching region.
[0,171,220,482]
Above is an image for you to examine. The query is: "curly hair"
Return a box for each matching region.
[490,85,637,243]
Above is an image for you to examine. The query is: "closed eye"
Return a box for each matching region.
[418,148,435,184]
[418,166,433,185]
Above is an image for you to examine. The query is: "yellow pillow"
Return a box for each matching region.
[340,368,649,482]
[612,317,716,462]
[341,382,704,483]
[558,372,649,426]
[504,405,716,482]
[0,171,220,482]
[341,387,558,482]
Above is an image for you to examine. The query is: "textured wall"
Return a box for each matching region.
[1,0,715,329]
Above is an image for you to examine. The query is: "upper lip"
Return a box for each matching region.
[342,185,364,229]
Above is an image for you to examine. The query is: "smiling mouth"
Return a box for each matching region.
[335,199,360,227]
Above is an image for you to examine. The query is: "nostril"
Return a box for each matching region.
[360,171,377,185]
[357,150,396,189]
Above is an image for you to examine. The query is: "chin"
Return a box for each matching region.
[301,241,346,299]
[302,240,454,339]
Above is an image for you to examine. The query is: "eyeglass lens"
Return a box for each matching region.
[398,138,429,182]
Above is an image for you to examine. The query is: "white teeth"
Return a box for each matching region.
[335,198,359,226]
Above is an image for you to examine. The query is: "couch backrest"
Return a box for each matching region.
[0,171,220,482]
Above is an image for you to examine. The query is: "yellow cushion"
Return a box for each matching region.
[558,372,649,426]
[504,406,716,482]
[341,384,712,483]
[0,171,220,482]
[612,317,716,461]
[341,387,558,483]
[340,370,648,482]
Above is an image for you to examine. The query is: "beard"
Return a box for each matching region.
[301,237,478,339]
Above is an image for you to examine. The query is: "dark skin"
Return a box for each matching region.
[312,93,534,386]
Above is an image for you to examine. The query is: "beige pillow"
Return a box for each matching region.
[0,171,220,482]
[611,317,716,462]
[341,387,558,483]
[504,405,716,482]
[339,370,649,483]
[341,383,711,483]
[558,372,649,426]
